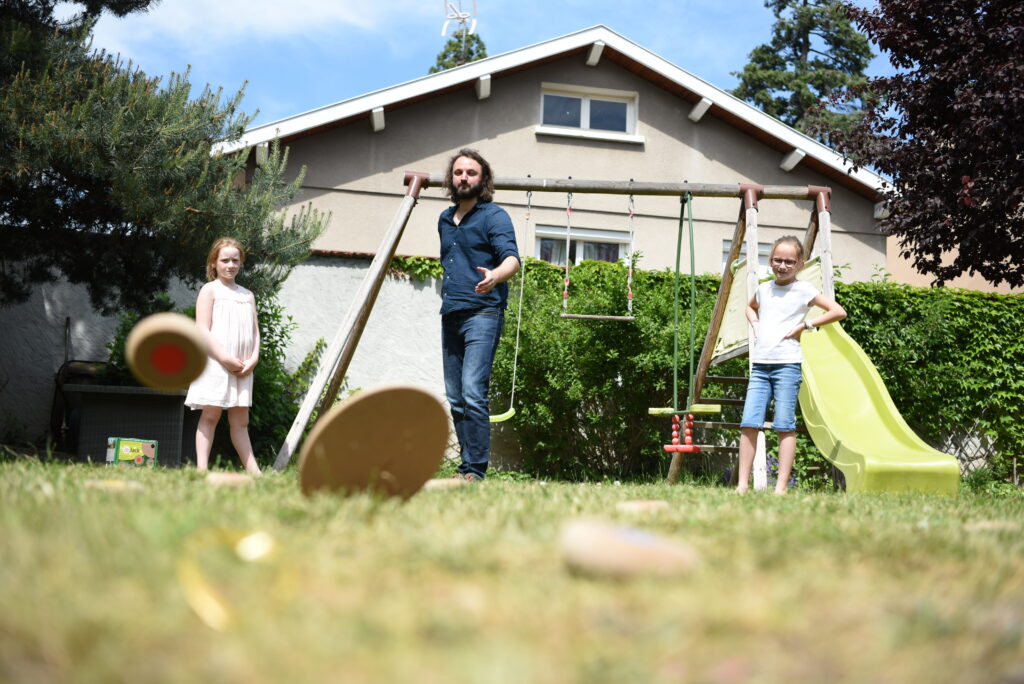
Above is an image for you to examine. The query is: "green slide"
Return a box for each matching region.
[799,323,960,495]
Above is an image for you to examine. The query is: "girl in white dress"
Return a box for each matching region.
[185,238,261,474]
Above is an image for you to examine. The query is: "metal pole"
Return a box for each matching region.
[686,193,696,411]
[274,172,430,471]
[410,174,824,200]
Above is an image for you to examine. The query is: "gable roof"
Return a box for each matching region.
[223,25,884,200]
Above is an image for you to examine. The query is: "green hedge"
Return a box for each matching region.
[491,259,1023,481]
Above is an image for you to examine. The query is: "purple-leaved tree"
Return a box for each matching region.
[820,0,1024,287]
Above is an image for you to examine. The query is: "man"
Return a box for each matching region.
[438,148,520,481]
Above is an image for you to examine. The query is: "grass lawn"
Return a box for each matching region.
[1,457,1022,683]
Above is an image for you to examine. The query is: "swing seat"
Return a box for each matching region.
[663,444,702,453]
[560,313,635,322]
[647,404,721,416]
[489,408,516,423]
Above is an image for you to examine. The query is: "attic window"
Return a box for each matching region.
[543,94,629,132]
[536,83,643,145]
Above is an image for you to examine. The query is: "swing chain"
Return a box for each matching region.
[626,193,636,314]
[562,191,573,314]
[508,191,530,406]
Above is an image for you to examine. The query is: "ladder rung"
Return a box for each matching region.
[560,314,635,322]
[692,421,808,434]
[698,397,745,407]
[696,446,739,454]
[648,404,721,416]
[705,376,749,384]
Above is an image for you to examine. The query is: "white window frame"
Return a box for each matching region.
[536,82,644,145]
[535,224,632,266]
[723,240,774,279]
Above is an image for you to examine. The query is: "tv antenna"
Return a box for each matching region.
[441,0,477,36]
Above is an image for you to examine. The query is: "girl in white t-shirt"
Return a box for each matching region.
[736,236,846,494]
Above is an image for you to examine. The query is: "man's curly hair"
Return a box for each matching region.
[444,148,494,204]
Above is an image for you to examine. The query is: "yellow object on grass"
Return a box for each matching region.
[799,323,960,495]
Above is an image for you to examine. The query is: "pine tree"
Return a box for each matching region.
[731,0,873,140]
[429,30,487,73]
[0,1,327,313]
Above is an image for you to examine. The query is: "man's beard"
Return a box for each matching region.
[451,181,484,200]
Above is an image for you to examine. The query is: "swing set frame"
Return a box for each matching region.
[274,171,835,482]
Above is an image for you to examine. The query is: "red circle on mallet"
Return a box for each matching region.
[150,343,187,376]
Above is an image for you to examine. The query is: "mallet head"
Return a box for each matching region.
[298,385,448,500]
[125,312,208,390]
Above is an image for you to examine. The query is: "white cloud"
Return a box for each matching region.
[85,0,434,59]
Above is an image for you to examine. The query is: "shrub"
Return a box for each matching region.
[491,258,721,480]
[247,296,325,465]
[837,280,1024,480]
[492,260,1024,483]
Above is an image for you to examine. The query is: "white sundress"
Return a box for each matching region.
[185,280,257,409]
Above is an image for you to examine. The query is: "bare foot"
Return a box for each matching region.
[734,486,749,494]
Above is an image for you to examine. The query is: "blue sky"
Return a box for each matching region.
[71,0,894,127]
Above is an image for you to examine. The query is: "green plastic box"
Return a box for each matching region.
[105,437,158,467]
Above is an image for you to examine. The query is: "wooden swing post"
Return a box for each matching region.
[273,172,431,471]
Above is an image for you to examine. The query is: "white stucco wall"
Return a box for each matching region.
[276,256,446,404]
[0,260,444,445]
[273,53,885,283]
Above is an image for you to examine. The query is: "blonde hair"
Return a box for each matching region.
[770,235,805,262]
[205,237,245,281]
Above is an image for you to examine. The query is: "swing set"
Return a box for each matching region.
[559,189,637,322]
[274,171,835,492]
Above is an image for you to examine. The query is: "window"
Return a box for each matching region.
[536,83,642,144]
[542,93,628,132]
[535,225,631,266]
[723,240,773,279]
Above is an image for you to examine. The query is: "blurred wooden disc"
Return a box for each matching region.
[615,500,670,514]
[298,385,449,500]
[125,312,208,390]
[84,479,145,493]
[206,472,255,487]
[423,477,468,491]
[559,518,699,578]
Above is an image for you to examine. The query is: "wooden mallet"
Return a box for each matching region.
[125,312,208,391]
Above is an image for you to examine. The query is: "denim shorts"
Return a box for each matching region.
[740,362,803,432]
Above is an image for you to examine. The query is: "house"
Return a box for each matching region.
[228,26,886,279]
[220,26,894,403]
[0,26,895,448]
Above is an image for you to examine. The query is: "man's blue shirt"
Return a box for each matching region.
[438,201,519,315]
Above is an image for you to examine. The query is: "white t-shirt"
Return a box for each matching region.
[751,279,820,364]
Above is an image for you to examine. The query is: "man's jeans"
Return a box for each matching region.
[441,307,504,480]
